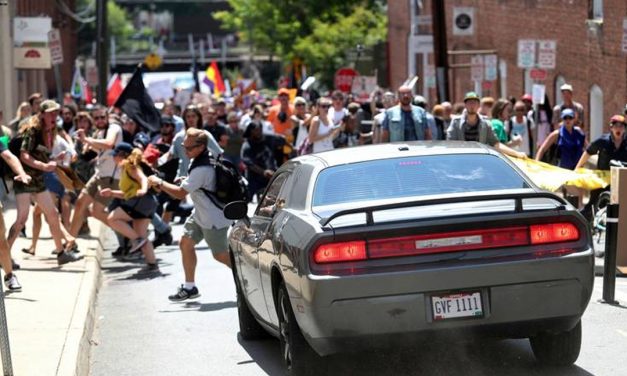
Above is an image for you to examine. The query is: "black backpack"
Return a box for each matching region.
[0,136,24,193]
[188,151,248,208]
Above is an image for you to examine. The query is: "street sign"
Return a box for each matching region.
[530,68,548,81]
[48,29,63,65]
[144,53,162,70]
[517,39,536,69]
[334,67,359,93]
[537,40,556,69]
[453,7,474,36]
[622,18,627,53]
[424,65,436,88]
[484,54,498,81]
[532,84,546,105]
[470,55,483,82]
[85,58,99,86]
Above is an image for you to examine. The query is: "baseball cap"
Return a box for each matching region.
[243,121,262,138]
[293,96,307,105]
[521,94,533,102]
[277,88,290,96]
[133,132,150,149]
[463,92,480,102]
[112,142,133,156]
[40,100,61,113]
[610,115,625,126]
[560,84,573,92]
[560,108,575,119]
[161,115,175,126]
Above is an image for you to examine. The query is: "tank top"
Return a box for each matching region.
[313,116,334,153]
[119,164,141,200]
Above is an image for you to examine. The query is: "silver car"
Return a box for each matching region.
[224,142,594,376]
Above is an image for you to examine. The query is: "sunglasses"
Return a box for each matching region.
[563,116,574,120]
[295,103,305,107]
[183,144,201,151]
[319,104,331,109]
[94,115,107,120]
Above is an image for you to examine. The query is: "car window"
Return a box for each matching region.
[312,154,529,207]
[256,173,289,218]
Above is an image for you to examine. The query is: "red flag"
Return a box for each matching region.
[107,74,124,106]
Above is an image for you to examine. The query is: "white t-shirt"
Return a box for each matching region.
[181,165,232,230]
[94,123,123,179]
[313,116,335,153]
[507,116,536,157]
[51,135,76,167]
[329,107,348,126]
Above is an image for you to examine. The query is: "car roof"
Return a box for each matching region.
[303,141,497,167]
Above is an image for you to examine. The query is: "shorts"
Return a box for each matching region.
[82,176,120,206]
[13,173,45,195]
[43,172,65,198]
[183,216,229,256]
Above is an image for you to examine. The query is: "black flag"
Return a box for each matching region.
[114,67,162,133]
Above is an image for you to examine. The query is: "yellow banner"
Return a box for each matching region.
[507,157,610,192]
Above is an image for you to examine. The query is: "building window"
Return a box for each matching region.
[590,85,603,140]
[589,0,603,19]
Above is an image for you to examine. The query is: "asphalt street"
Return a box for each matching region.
[89,220,627,376]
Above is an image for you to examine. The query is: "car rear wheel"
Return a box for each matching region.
[231,252,267,340]
[529,320,582,366]
[277,282,322,376]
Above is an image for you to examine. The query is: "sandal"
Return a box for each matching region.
[21,248,35,256]
[63,240,79,253]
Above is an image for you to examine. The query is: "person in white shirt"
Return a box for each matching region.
[507,100,536,157]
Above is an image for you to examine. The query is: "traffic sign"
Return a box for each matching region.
[470,55,483,82]
[453,7,474,36]
[334,67,358,93]
[483,54,498,81]
[144,53,162,70]
[530,68,548,81]
[517,39,536,69]
[48,29,63,65]
[537,40,556,69]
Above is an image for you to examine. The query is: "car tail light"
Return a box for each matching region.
[529,223,579,244]
[368,227,529,259]
[313,241,367,264]
[313,223,581,265]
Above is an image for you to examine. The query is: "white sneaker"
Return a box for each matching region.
[4,274,22,292]
[128,238,147,254]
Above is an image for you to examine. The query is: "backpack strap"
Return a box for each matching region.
[526,117,533,154]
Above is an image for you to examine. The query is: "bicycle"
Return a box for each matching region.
[590,159,626,255]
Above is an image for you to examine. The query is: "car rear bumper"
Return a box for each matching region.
[294,250,594,356]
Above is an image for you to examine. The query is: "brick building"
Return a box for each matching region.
[388,0,627,139]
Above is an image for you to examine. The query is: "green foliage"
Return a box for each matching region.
[77,0,136,54]
[214,0,387,87]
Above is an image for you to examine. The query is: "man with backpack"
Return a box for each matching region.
[148,128,235,301]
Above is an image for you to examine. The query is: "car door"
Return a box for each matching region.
[240,172,290,323]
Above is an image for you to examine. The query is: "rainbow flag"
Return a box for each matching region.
[203,61,225,97]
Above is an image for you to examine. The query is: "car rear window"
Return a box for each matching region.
[312,154,529,207]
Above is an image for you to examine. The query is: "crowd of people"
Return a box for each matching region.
[0,82,625,298]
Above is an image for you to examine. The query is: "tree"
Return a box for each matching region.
[77,0,135,55]
[214,0,387,87]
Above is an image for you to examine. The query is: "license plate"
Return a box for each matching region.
[431,291,483,321]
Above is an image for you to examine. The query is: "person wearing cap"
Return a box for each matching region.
[100,143,159,272]
[147,128,233,301]
[267,88,294,138]
[447,92,526,159]
[535,108,586,170]
[7,99,82,266]
[150,115,175,147]
[381,85,432,142]
[69,104,123,250]
[552,83,585,132]
[575,115,627,226]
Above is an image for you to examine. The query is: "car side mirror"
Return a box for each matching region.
[223,201,249,221]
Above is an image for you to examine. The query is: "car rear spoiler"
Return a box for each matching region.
[319,189,570,227]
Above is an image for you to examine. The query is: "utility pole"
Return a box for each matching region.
[96,0,107,103]
[431,0,450,103]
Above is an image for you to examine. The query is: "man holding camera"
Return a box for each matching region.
[267,88,294,140]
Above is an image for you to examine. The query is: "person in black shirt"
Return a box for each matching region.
[241,121,277,201]
[575,115,627,223]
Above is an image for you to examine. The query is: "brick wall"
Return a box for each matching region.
[388,0,627,130]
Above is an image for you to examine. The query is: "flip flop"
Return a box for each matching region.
[21,248,35,256]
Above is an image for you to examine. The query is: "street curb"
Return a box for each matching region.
[55,221,104,376]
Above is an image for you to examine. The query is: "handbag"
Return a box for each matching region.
[297,137,313,156]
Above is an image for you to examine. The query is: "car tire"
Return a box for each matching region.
[231,252,267,340]
[529,320,582,366]
[277,282,322,376]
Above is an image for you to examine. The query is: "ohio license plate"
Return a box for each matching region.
[431,291,483,321]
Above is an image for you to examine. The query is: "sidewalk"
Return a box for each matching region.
[1,199,103,376]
